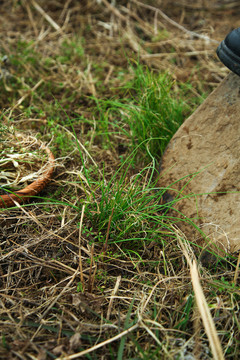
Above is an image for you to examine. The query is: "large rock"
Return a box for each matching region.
[160,73,240,253]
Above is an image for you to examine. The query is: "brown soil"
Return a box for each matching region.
[160,72,240,254]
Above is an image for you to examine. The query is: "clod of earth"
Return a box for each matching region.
[160,72,240,253]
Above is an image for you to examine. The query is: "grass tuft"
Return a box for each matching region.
[93,63,196,162]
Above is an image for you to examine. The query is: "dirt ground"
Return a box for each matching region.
[0,1,240,359]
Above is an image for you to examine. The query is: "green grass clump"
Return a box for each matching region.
[126,64,187,157]
[93,63,203,162]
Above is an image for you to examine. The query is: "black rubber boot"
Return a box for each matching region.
[217,28,240,76]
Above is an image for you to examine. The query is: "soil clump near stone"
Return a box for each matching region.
[160,72,240,254]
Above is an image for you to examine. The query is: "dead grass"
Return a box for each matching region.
[0,130,50,190]
[0,1,240,359]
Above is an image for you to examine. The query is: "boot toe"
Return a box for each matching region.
[217,28,240,76]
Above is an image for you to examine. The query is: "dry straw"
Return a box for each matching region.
[0,132,55,207]
[177,229,224,360]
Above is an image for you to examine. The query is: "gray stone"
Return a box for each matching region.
[160,73,240,253]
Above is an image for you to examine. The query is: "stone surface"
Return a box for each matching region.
[160,73,240,253]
